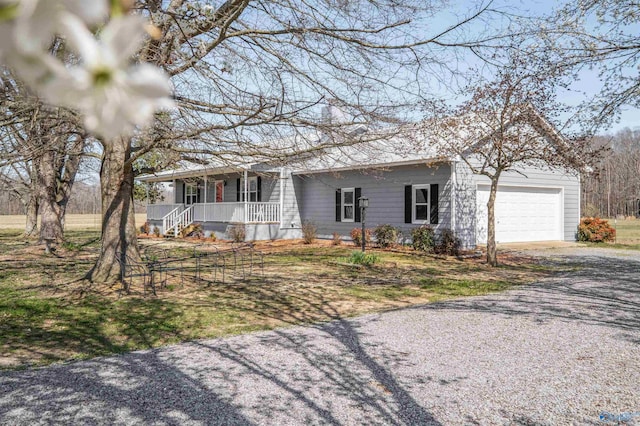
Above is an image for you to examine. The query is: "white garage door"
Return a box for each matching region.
[476,185,563,244]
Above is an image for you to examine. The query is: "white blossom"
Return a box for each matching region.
[51,12,174,139]
[1,0,108,56]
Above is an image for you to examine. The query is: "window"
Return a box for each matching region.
[413,185,429,223]
[404,183,438,225]
[185,184,198,205]
[240,176,258,202]
[342,188,355,222]
[336,187,361,223]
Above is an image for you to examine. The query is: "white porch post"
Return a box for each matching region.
[243,169,248,223]
[203,174,207,203]
[279,167,284,228]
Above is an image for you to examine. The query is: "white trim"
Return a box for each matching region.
[341,187,355,222]
[243,170,248,223]
[577,173,582,227]
[292,157,449,175]
[279,167,285,229]
[451,161,457,234]
[203,175,208,203]
[412,184,430,224]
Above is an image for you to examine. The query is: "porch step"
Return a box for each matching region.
[164,223,186,238]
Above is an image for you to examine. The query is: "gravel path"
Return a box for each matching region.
[1,247,639,425]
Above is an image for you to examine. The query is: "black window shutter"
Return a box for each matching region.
[236,179,241,201]
[354,187,362,223]
[404,185,412,224]
[182,182,186,204]
[335,189,341,222]
[257,176,262,202]
[430,183,439,224]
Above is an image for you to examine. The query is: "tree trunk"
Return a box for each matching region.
[88,137,140,284]
[23,194,39,238]
[486,176,500,267]
[37,149,65,243]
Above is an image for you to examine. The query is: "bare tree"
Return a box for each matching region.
[428,66,591,266]
[523,0,640,131]
[0,69,89,242]
[581,128,640,218]
[85,0,506,283]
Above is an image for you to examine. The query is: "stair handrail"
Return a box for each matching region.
[162,205,183,236]
[173,205,194,237]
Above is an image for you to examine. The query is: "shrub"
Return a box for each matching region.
[577,217,615,242]
[435,228,461,256]
[345,250,379,266]
[185,223,204,238]
[411,225,435,252]
[331,232,342,246]
[301,221,317,244]
[139,221,150,235]
[350,227,372,247]
[373,224,399,248]
[152,226,161,237]
[227,224,246,242]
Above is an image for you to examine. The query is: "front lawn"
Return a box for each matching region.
[0,230,556,369]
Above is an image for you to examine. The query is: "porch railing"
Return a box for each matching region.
[192,202,280,223]
[247,202,280,223]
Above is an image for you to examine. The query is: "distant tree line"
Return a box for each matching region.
[0,182,150,216]
[582,128,640,218]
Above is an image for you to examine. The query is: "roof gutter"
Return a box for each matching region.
[291,156,451,175]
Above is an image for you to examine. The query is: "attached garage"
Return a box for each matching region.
[476,185,563,244]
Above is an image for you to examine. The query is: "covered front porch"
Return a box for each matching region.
[140,165,287,238]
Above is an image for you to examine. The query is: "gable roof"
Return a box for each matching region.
[137,107,567,182]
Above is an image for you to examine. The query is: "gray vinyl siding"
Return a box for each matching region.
[461,160,581,244]
[297,164,452,240]
[282,171,303,229]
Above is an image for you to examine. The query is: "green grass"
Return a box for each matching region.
[612,218,640,246]
[0,230,554,369]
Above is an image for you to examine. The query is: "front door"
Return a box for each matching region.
[215,181,224,202]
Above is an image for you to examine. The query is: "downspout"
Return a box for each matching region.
[279,167,285,228]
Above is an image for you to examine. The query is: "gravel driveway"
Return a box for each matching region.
[1,247,638,425]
